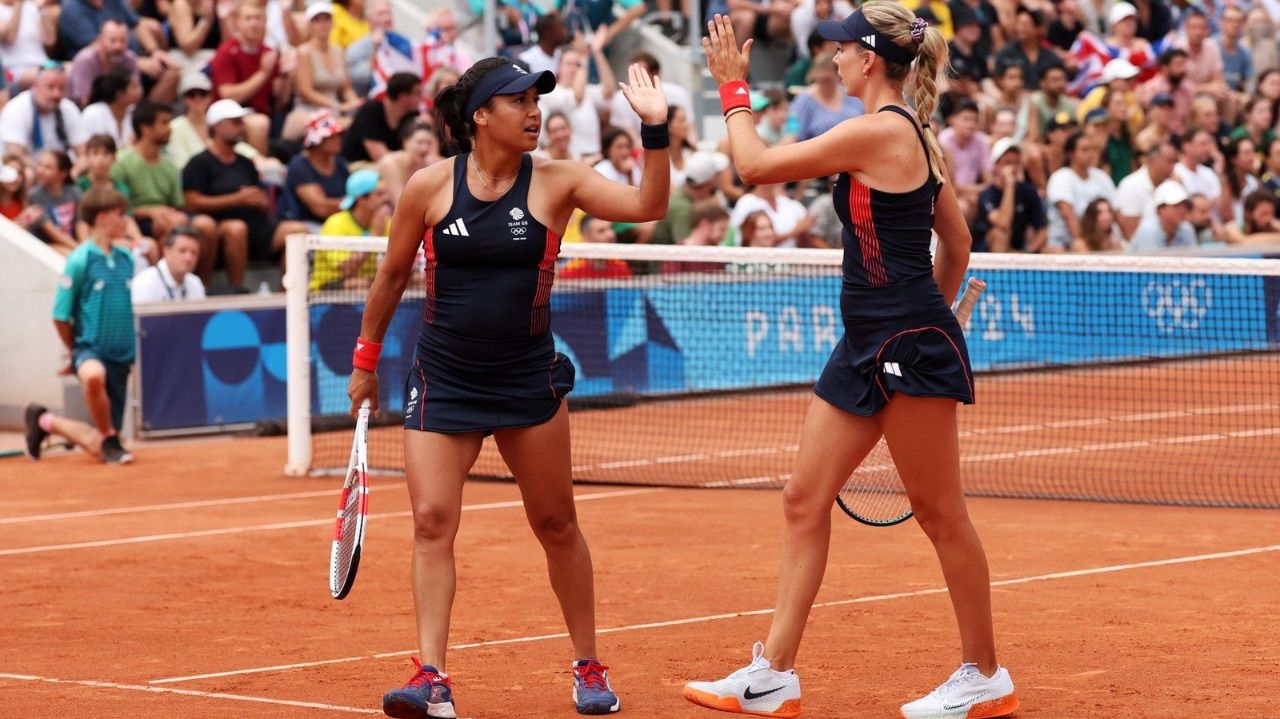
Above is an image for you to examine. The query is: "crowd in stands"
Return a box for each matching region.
[4,0,1280,297]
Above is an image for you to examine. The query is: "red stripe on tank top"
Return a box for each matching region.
[848,179,888,287]
[421,227,437,323]
[530,228,561,335]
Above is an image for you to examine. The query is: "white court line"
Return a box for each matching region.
[0,674,377,714]
[0,489,662,557]
[149,543,1280,685]
[0,489,345,525]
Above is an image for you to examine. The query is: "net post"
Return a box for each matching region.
[284,232,312,476]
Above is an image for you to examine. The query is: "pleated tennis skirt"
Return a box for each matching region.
[813,297,975,418]
[402,324,576,434]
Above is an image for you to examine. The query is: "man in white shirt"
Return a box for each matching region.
[538,31,614,164]
[1045,132,1116,249]
[1129,181,1198,251]
[1115,138,1179,239]
[131,228,207,302]
[0,63,87,163]
[1172,127,1222,210]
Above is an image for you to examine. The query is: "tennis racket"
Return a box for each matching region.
[329,399,371,600]
[836,277,987,527]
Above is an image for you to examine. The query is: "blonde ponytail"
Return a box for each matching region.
[858,1,950,184]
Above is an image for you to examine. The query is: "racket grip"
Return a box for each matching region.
[953,277,986,325]
[357,398,371,421]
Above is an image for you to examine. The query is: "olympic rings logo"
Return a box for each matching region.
[1141,278,1210,332]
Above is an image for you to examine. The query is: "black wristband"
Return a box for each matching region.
[640,122,670,150]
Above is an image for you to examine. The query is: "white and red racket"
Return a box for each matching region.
[329,399,370,599]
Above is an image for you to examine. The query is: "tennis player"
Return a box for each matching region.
[345,58,670,719]
[683,5,1019,719]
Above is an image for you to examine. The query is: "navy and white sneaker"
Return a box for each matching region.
[382,657,456,719]
[572,658,620,714]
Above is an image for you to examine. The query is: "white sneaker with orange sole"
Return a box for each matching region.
[683,642,802,718]
[900,663,1020,719]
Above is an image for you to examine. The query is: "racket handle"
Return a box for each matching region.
[357,398,372,421]
[953,277,987,325]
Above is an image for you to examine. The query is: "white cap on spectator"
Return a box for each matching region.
[684,151,729,186]
[1101,58,1140,83]
[305,2,334,22]
[179,72,212,95]
[1153,180,1190,207]
[1108,1,1137,25]
[207,98,252,126]
[990,137,1020,164]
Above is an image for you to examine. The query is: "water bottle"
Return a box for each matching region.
[257,281,272,295]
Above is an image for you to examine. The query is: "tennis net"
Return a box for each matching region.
[286,236,1280,509]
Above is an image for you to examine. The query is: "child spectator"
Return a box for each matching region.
[25,148,79,253]
[0,153,29,219]
[76,134,160,268]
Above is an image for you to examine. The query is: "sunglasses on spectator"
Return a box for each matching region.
[185,89,211,98]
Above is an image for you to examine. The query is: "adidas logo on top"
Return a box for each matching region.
[734,86,749,95]
[440,218,470,236]
[862,34,876,47]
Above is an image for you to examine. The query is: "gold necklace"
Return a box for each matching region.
[471,154,519,194]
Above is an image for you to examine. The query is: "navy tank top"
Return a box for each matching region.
[422,153,561,340]
[832,105,940,317]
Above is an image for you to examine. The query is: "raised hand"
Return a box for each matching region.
[617,63,667,125]
[702,13,752,85]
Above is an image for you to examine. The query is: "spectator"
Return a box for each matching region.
[1134,91,1176,153]
[752,88,791,147]
[534,111,578,161]
[329,0,368,49]
[559,214,631,279]
[285,109,349,229]
[1260,138,1280,204]
[563,0,644,47]
[130,227,207,302]
[791,0,854,60]
[167,0,231,71]
[23,186,136,464]
[282,2,361,141]
[79,68,140,148]
[936,59,984,125]
[1224,189,1280,243]
[1078,57,1145,134]
[68,19,179,108]
[75,133,160,268]
[341,70,419,164]
[348,0,427,97]
[1071,198,1126,251]
[949,0,999,57]
[1185,92,1230,149]
[1098,90,1136,184]
[1173,127,1222,210]
[1228,96,1275,156]
[0,63,86,164]
[1174,9,1231,112]
[1187,192,1221,244]
[728,182,812,248]
[517,11,566,76]
[1136,48,1194,134]
[377,119,441,207]
[666,105,696,186]
[0,0,57,91]
[1115,137,1180,238]
[58,0,166,59]
[1216,5,1250,94]
[607,52,694,144]
[947,9,989,87]
[1242,7,1278,79]
[593,126,640,185]
[989,61,1036,142]
[1045,0,1084,52]
[310,168,389,290]
[1129,0,1173,45]
[165,71,216,170]
[783,28,835,90]
[995,5,1062,90]
[1029,110,1076,191]
[208,0,290,157]
[1129,180,1197,251]
[720,0,798,47]
[0,154,27,218]
[1103,2,1156,80]
[1046,131,1116,250]
[652,150,728,246]
[538,29,614,165]
[1031,64,1076,138]
[677,198,731,249]
[181,99,308,290]
[1219,135,1260,225]
[937,99,990,221]
[24,148,79,253]
[790,52,865,141]
[975,138,1047,252]
[112,100,219,258]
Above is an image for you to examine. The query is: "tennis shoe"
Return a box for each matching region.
[683,641,802,718]
[100,435,134,465]
[900,663,1019,719]
[24,403,48,460]
[382,657,456,719]
[572,658,620,714]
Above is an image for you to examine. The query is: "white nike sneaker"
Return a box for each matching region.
[683,641,802,718]
[900,663,1020,719]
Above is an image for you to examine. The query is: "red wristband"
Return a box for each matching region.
[719,80,751,115]
[352,337,382,372]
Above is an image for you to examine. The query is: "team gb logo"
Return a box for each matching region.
[509,208,525,221]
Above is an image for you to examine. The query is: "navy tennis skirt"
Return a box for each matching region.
[403,324,576,434]
[814,283,975,417]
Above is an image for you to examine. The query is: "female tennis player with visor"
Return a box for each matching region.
[346,58,670,718]
[683,4,1019,719]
